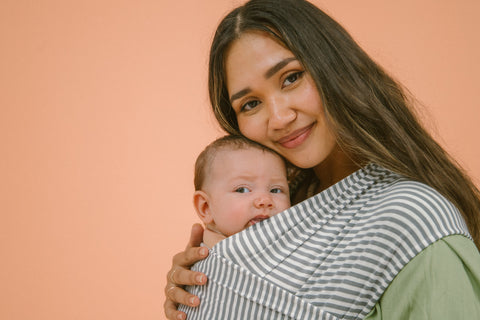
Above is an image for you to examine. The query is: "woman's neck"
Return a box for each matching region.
[313,145,363,192]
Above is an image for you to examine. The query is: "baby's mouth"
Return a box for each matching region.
[248,215,270,226]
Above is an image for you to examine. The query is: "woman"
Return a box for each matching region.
[165,0,480,319]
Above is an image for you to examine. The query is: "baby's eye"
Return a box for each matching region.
[241,100,260,112]
[270,188,283,194]
[282,71,304,88]
[235,187,250,193]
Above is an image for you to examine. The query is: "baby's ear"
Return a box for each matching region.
[193,190,213,224]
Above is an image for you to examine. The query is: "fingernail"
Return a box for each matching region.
[199,247,208,256]
[196,274,205,284]
[177,313,185,320]
[189,296,199,306]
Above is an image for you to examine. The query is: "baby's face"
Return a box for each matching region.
[203,147,290,236]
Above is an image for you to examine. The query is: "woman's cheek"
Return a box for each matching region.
[238,117,266,144]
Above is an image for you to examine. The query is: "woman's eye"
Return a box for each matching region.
[270,188,283,194]
[241,100,260,112]
[282,71,304,88]
[235,187,250,193]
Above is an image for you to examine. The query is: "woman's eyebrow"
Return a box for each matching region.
[230,88,251,103]
[230,57,297,103]
[264,57,297,79]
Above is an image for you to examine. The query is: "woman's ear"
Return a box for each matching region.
[193,190,213,224]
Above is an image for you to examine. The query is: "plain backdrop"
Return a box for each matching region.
[1,0,479,319]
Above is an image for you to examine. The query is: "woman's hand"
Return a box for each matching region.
[164,224,209,320]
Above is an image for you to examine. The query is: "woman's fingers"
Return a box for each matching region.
[163,272,205,320]
[187,223,205,248]
[168,266,207,287]
[165,285,201,307]
[172,246,209,270]
[164,266,205,319]
[163,224,209,319]
[164,298,186,320]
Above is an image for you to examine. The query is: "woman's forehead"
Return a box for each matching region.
[224,32,296,85]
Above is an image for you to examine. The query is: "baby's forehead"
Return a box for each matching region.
[208,147,286,176]
[212,145,282,163]
[200,145,289,192]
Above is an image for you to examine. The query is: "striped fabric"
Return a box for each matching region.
[179,164,471,319]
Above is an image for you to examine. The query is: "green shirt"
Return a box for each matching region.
[366,235,480,319]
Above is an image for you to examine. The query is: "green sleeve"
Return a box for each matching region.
[365,235,480,320]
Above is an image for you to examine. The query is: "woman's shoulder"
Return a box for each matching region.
[362,167,471,240]
[366,165,458,215]
[377,174,455,210]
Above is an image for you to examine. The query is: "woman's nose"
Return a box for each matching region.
[254,193,274,208]
[267,97,296,130]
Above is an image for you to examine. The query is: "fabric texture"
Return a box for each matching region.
[365,235,480,320]
[179,164,473,319]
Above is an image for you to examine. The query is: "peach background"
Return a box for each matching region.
[1,0,479,319]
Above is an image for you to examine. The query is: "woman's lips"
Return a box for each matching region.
[277,123,314,149]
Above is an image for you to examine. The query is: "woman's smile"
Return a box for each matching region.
[276,122,315,149]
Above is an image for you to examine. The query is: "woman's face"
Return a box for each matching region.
[225,31,337,169]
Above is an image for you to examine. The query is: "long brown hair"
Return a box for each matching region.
[208,0,480,249]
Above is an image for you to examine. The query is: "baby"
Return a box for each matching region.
[193,135,291,247]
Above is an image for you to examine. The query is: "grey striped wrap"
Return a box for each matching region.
[179,164,470,319]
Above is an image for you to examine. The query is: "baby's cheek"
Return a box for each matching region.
[222,205,251,235]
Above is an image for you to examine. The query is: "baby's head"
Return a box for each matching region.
[193,135,291,237]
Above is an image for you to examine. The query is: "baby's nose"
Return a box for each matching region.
[254,193,273,208]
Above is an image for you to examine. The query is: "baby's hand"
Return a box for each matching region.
[203,226,227,248]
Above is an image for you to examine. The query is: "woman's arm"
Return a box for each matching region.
[164,224,209,320]
[365,235,480,319]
